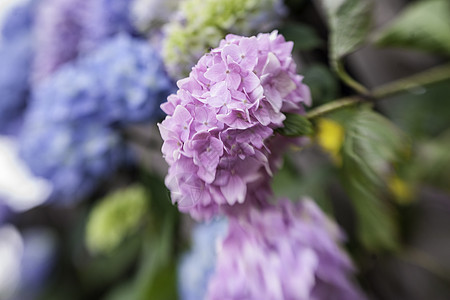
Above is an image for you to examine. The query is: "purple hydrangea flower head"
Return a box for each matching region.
[159,31,311,220]
[206,198,365,300]
[178,218,228,300]
[0,0,35,135]
[32,0,134,83]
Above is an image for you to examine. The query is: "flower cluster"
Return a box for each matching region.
[207,199,365,300]
[162,0,286,79]
[0,0,35,135]
[160,31,311,220]
[32,0,133,83]
[32,34,174,125]
[20,34,174,203]
[19,121,126,204]
[81,0,134,51]
[178,219,228,300]
[32,0,90,82]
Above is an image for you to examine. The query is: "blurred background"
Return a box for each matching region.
[0,0,449,299]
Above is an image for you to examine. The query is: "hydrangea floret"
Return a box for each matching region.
[207,198,365,300]
[159,31,311,219]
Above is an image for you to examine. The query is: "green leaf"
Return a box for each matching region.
[321,0,373,93]
[272,156,334,214]
[340,109,408,251]
[79,235,142,289]
[279,23,323,51]
[103,172,180,300]
[135,215,178,300]
[139,170,176,222]
[85,185,148,255]
[412,130,450,192]
[103,281,137,300]
[132,170,180,300]
[378,79,450,139]
[277,113,314,137]
[323,0,373,59]
[375,0,450,56]
[303,64,340,104]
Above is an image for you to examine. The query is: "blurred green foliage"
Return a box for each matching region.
[277,113,314,137]
[30,0,450,299]
[338,108,408,251]
[321,0,373,93]
[375,0,450,56]
[86,185,148,255]
[279,22,322,51]
[303,64,340,105]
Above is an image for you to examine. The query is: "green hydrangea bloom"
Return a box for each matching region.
[85,185,148,254]
[163,0,284,79]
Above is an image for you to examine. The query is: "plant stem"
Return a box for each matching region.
[373,63,450,99]
[400,248,450,285]
[306,97,360,119]
[335,61,370,95]
[306,63,450,119]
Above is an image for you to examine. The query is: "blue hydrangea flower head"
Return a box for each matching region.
[81,34,175,123]
[0,0,35,135]
[0,37,32,135]
[82,0,135,51]
[19,119,127,204]
[32,34,175,125]
[1,0,36,42]
[19,33,174,204]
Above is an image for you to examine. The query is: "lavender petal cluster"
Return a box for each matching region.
[32,0,133,83]
[178,219,228,300]
[206,198,365,300]
[32,0,89,82]
[159,31,311,219]
[81,0,134,52]
[20,34,174,204]
[0,0,35,135]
